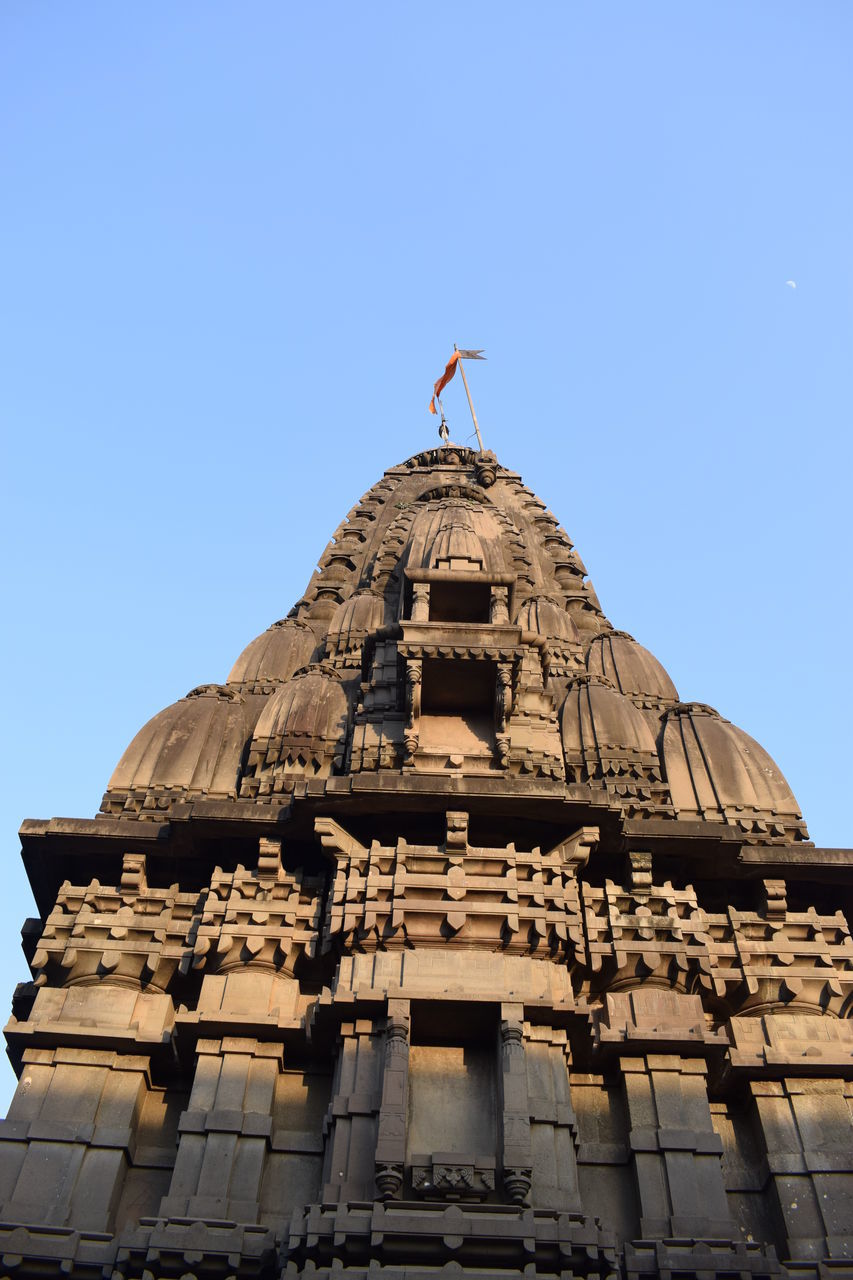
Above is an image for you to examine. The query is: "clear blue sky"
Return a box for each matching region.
[1,3,851,1105]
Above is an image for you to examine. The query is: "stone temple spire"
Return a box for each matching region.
[2,444,850,1280]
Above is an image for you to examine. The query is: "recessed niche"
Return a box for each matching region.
[420,658,496,757]
[428,580,491,624]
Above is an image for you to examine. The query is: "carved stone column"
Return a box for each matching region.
[490,584,509,624]
[500,1003,532,1204]
[411,582,430,622]
[619,1054,733,1240]
[374,999,410,1200]
[159,1037,282,1223]
[403,658,422,765]
[495,661,513,767]
[595,991,775,1276]
[0,883,177,1239]
[524,1025,582,1211]
[321,1018,383,1202]
[749,1075,853,1268]
[0,1046,152,1232]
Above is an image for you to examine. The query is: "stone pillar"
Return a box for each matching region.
[0,975,174,1237]
[411,582,430,622]
[495,661,513,767]
[374,999,410,1200]
[0,1046,150,1233]
[320,1018,383,1203]
[159,1037,281,1223]
[750,1077,853,1268]
[403,658,422,765]
[722,1011,853,1270]
[619,1054,733,1240]
[500,1004,532,1204]
[490,585,509,624]
[524,1024,582,1211]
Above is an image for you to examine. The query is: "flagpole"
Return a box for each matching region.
[454,343,485,452]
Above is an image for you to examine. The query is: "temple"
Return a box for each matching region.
[1,444,851,1279]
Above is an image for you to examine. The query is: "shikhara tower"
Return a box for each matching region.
[2,444,851,1280]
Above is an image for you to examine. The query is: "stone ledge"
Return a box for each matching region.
[116,1216,276,1279]
[624,1237,781,1279]
[0,1222,115,1280]
[287,1200,617,1272]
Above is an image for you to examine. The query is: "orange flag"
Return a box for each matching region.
[428,351,460,414]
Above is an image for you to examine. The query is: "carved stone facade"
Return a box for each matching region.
[2,445,851,1279]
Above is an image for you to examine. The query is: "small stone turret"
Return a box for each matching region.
[101,683,263,816]
[240,664,348,793]
[662,700,808,842]
[227,617,319,692]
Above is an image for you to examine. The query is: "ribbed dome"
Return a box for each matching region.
[227,618,318,691]
[661,703,808,840]
[559,674,667,816]
[241,666,348,793]
[326,590,388,662]
[586,630,678,704]
[405,501,507,574]
[101,685,263,816]
[561,674,660,763]
[515,596,580,644]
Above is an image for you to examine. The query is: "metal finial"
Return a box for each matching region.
[437,396,449,442]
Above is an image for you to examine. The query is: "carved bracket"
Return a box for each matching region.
[411,1154,496,1201]
[503,1166,533,1205]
